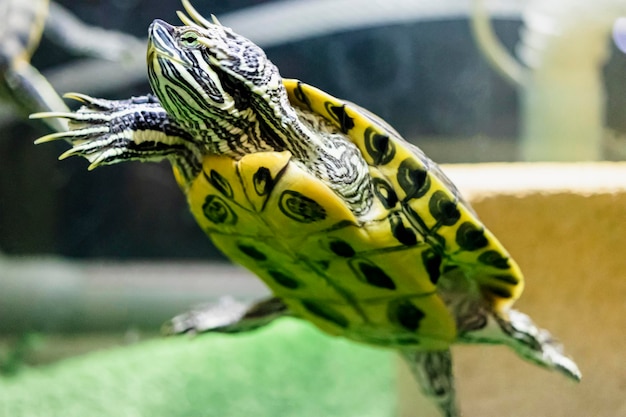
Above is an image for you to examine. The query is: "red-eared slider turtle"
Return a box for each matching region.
[33,1,580,415]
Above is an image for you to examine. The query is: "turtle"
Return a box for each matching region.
[33,1,580,415]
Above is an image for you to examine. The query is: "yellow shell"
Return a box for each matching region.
[178,80,524,350]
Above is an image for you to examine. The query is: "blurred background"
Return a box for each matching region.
[0,0,625,416]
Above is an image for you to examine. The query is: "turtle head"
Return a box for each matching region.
[147,1,291,139]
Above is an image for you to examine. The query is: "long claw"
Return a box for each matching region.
[177,10,198,28]
[34,93,181,171]
[58,148,81,160]
[211,14,222,26]
[30,111,82,121]
[39,127,109,146]
[63,92,95,103]
[34,131,72,144]
[181,0,213,29]
[88,147,121,168]
[542,341,582,382]
[63,92,117,111]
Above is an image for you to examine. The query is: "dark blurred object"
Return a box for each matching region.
[0,0,147,131]
[0,333,42,376]
[0,0,69,132]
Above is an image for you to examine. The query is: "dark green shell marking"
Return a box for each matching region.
[389,213,418,246]
[430,233,447,250]
[328,239,356,258]
[206,169,233,198]
[202,195,238,225]
[372,177,398,209]
[389,300,425,332]
[278,190,326,223]
[351,259,397,290]
[491,274,519,285]
[397,158,430,199]
[293,81,312,110]
[429,190,461,226]
[301,300,349,328]
[456,222,488,251]
[401,204,429,233]
[237,243,267,261]
[442,264,459,274]
[478,250,510,269]
[421,249,442,284]
[324,102,355,133]
[268,270,301,289]
[364,127,395,165]
[252,167,274,196]
[316,260,331,270]
[483,285,513,299]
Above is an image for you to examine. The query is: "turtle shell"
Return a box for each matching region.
[177,79,524,350]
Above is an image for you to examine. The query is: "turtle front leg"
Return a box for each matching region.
[31,94,200,170]
[164,296,290,335]
[400,349,458,417]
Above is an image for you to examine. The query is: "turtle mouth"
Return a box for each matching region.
[149,48,188,68]
[147,19,189,67]
[148,19,175,47]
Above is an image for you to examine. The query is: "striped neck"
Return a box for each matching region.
[168,86,319,163]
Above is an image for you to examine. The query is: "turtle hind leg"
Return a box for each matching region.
[163,296,289,335]
[459,308,581,382]
[400,349,459,417]
[494,309,581,381]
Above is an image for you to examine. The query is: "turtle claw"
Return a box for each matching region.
[176,10,194,27]
[524,322,581,382]
[30,111,72,121]
[497,310,581,382]
[210,14,223,27]
[63,92,118,111]
[165,297,250,335]
[181,0,213,29]
[456,307,581,383]
[58,147,83,160]
[165,296,289,335]
[33,94,186,169]
[85,148,120,169]
[548,347,581,382]
[63,92,93,103]
[33,130,69,144]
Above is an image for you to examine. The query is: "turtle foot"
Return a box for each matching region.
[400,349,459,417]
[457,308,581,382]
[499,309,581,382]
[32,94,188,169]
[164,296,250,335]
[164,296,289,335]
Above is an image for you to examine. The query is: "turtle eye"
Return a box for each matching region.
[180,31,199,47]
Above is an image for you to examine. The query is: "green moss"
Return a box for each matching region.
[0,319,395,417]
